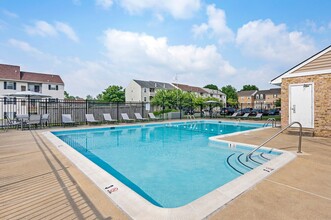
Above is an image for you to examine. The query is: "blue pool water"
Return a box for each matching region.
[53,121,280,208]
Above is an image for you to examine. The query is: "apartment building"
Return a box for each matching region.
[237,90,258,108]
[0,64,64,99]
[172,83,226,104]
[125,80,175,102]
[126,80,226,103]
[254,88,281,109]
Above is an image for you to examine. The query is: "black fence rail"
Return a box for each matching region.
[0,98,157,126]
[0,98,279,128]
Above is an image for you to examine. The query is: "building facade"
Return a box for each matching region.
[125,79,226,104]
[237,90,257,108]
[0,64,64,99]
[271,45,331,137]
[254,88,281,109]
[125,80,175,102]
[172,83,226,104]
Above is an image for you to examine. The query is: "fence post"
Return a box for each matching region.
[142,102,144,117]
[179,99,182,120]
[45,99,48,114]
[116,102,119,121]
[200,104,203,118]
[85,100,88,125]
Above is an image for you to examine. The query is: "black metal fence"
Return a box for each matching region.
[1,98,278,128]
[0,98,158,126]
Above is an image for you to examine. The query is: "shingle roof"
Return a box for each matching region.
[133,80,174,89]
[172,83,207,93]
[237,90,258,97]
[0,64,64,84]
[0,64,20,80]
[21,71,64,84]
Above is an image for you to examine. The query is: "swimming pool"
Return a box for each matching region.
[52,121,280,208]
[45,121,293,219]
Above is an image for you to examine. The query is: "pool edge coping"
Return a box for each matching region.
[42,120,296,220]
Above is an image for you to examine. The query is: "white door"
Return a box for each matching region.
[289,83,314,128]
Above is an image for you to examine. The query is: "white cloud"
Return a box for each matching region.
[55,22,79,43]
[8,39,62,65]
[236,19,316,64]
[8,39,43,55]
[25,20,79,42]
[118,0,201,19]
[96,0,113,10]
[25,20,57,37]
[192,4,234,44]
[2,9,18,18]
[101,29,236,87]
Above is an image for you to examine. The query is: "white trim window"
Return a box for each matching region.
[4,81,16,90]
[48,84,59,90]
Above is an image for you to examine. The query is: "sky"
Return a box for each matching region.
[0,0,330,98]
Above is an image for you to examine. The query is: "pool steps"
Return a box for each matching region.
[226,152,277,175]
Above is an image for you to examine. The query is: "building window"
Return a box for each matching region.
[29,84,40,93]
[21,85,26,91]
[256,95,259,99]
[150,88,155,92]
[144,97,147,102]
[4,81,16,90]
[48,84,59,90]
[144,88,147,93]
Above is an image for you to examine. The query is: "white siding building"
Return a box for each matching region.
[0,64,64,99]
[126,80,226,104]
[173,83,226,104]
[0,63,65,119]
[125,80,175,102]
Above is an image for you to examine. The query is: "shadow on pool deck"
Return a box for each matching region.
[0,123,330,220]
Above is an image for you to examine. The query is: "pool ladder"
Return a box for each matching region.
[246,121,303,162]
[263,118,276,127]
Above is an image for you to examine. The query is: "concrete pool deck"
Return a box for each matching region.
[1,121,330,219]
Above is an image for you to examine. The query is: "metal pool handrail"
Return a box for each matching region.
[263,118,276,127]
[246,121,303,162]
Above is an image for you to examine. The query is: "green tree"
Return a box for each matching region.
[275,98,281,107]
[203,84,218,90]
[97,85,125,102]
[221,85,238,106]
[86,95,94,100]
[241,84,259,91]
[64,91,75,100]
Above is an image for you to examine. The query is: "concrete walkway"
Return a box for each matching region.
[1,125,330,219]
[0,130,128,220]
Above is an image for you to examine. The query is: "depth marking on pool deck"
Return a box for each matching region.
[266,179,331,201]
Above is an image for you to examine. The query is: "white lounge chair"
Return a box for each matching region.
[239,113,250,119]
[227,112,238,118]
[103,113,117,123]
[254,113,263,120]
[121,113,134,123]
[62,114,76,127]
[148,113,160,120]
[85,114,100,125]
[134,113,148,121]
